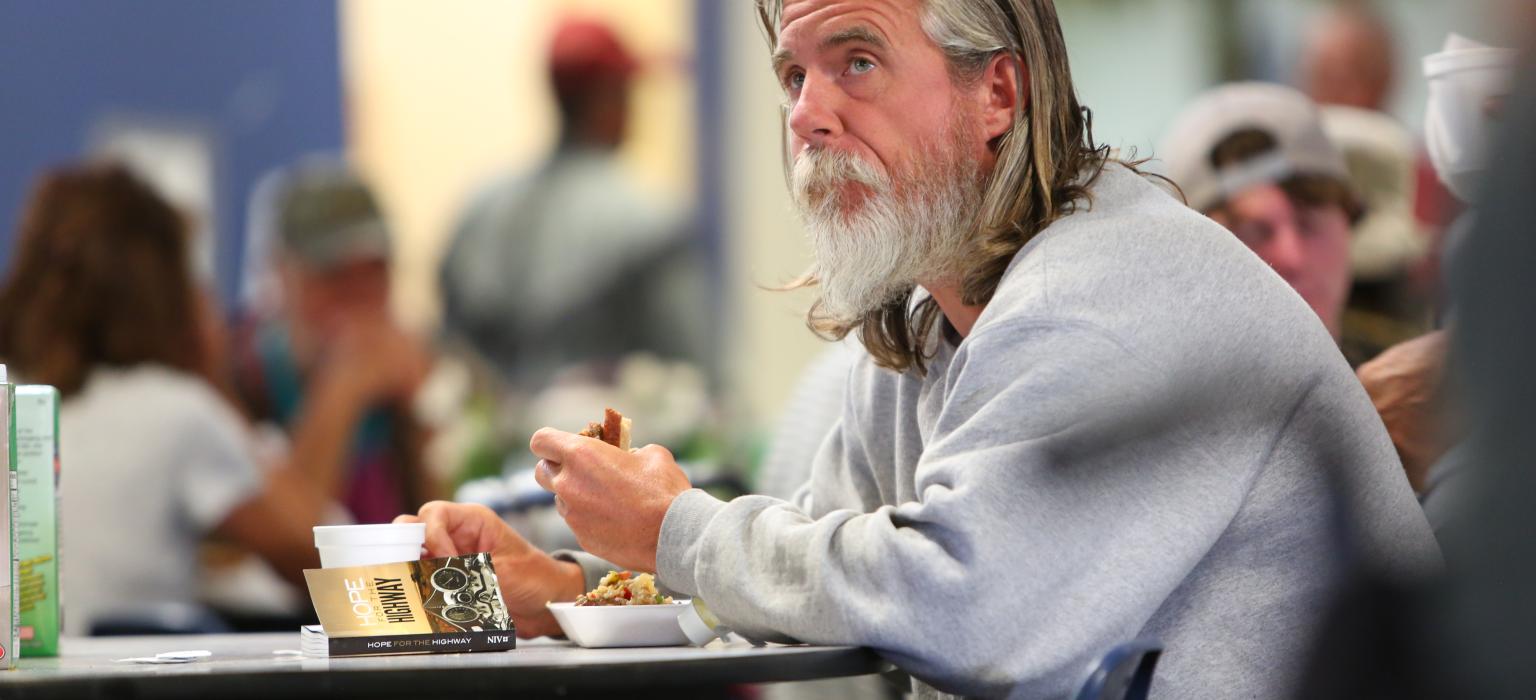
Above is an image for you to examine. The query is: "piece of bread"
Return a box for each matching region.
[578,408,632,450]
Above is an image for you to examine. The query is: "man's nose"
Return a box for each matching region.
[1262,223,1307,283]
[787,73,844,150]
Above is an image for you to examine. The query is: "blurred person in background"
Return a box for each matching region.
[1301,1,1396,113]
[437,16,718,534]
[234,162,443,525]
[0,163,326,634]
[1161,83,1366,359]
[1302,0,1460,331]
[439,16,712,395]
[1301,50,1536,700]
[1318,107,1432,363]
[1355,35,1518,530]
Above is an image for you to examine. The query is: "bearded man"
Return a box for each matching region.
[401,1,1439,697]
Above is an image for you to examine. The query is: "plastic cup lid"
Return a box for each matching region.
[312,523,426,547]
[1423,47,1517,79]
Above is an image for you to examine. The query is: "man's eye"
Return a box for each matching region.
[1235,225,1270,244]
[785,71,805,91]
[850,57,876,74]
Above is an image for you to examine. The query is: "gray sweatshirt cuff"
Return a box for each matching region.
[656,488,727,598]
[550,550,617,593]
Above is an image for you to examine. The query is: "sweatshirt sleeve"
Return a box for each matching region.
[655,320,1261,697]
[551,550,619,593]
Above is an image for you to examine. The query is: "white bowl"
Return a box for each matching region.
[546,600,693,648]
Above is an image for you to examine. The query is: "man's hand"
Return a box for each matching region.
[530,429,693,573]
[395,502,584,638]
[1357,330,1454,493]
[320,316,433,409]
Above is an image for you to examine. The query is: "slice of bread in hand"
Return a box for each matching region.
[579,408,632,450]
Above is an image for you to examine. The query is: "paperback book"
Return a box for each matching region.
[302,553,515,657]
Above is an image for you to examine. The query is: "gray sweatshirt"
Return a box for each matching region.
[585,165,1439,698]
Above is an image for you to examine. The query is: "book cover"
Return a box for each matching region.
[15,386,58,657]
[303,553,515,657]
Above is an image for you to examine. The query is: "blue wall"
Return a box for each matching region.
[0,0,343,307]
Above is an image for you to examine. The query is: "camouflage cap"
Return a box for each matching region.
[272,163,391,268]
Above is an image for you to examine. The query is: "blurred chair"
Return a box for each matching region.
[1074,640,1162,700]
[89,602,232,636]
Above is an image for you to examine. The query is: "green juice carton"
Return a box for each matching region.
[0,368,17,668]
[15,386,58,657]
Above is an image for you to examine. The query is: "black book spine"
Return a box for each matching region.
[326,630,518,657]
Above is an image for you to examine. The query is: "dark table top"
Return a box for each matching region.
[0,633,885,699]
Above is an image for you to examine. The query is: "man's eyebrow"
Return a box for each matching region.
[771,25,889,75]
[821,26,887,52]
[772,46,794,75]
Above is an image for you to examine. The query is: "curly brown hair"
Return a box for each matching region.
[0,163,203,397]
[759,0,1115,374]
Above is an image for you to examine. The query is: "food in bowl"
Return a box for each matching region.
[576,570,673,607]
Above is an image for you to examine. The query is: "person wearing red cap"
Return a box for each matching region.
[547,18,638,151]
[439,16,711,395]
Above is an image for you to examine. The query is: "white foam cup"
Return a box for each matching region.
[1421,37,1517,198]
[313,523,426,568]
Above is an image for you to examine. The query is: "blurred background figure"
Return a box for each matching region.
[1302,1,1398,112]
[0,163,326,635]
[1301,1,1439,362]
[1355,34,1518,529]
[1159,83,1364,358]
[1319,106,1433,361]
[234,162,443,525]
[439,16,711,394]
[435,16,721,546]
[1301,47,1536,700]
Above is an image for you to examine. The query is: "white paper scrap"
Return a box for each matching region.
[114,650,212,664]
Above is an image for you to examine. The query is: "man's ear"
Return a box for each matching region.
[978,52,1028,144]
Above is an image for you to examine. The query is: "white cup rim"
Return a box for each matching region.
[313,523,426,547]
[1423,49,1517,79]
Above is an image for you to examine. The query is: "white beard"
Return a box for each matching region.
[791,136,983,324]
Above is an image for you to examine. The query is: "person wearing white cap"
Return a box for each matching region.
[234,162,444,526]
[1355,34,1519,528]
[1160,83,1364,349]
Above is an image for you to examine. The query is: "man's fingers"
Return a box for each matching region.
[417,501,464,557]
[512,613,563,639]
[466,503,513,555]
[635,443,673,462]
[534,459,562,493]
[530,428,588,462]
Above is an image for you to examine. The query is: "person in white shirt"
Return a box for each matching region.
[0,163,330,634]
